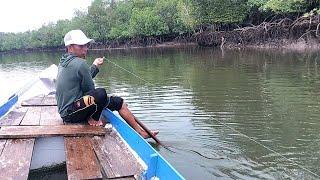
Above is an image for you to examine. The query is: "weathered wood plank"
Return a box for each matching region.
[0,139,35,180]
[116,176,138,180]
[40,106,63,125]
[21,95,57,106]
[114,177,136,180]
[20,107,42,125]
[65,137,102,180]
[21,95,45,106]
[42,95,57,106]
[0,140,6,156]
[92,137,116,178]
[92,132,143,179]
[0,107,28,126]
[0,125,109,139]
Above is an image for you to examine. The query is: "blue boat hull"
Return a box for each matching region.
[102,110,185,180]
[0,95,18,118]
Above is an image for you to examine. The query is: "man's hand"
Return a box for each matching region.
[93,57,105,68]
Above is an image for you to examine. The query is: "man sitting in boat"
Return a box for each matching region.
[55,29,158,138]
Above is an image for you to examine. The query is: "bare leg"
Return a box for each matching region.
[118,102,158,138]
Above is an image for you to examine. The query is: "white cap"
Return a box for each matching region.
[63,30,94,46]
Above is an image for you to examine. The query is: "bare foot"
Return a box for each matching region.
[88,118,103,126]
[138,130,159,139]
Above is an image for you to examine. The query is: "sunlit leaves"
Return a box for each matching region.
[263,0,307,13]
[189,0,251,24]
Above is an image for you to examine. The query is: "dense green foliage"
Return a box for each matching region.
[190,0,250,24]
[0,0,319,51]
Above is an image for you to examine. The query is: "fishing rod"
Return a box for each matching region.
[133,115,161,144]
[132,115,177,153]
[134,115,217,157]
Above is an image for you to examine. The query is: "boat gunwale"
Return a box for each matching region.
[103,110,185,180]
[0,95,18,119]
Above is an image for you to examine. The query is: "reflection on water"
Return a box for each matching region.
[28,163,67,180]
[0,51,60,104]
[1,48,320,179]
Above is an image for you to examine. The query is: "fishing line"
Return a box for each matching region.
[106,58,217,159]
[210,117,320,178]
[106,58,153,85]
[150,141,218,160]
[105,57,319,178]
[166,146,222,160]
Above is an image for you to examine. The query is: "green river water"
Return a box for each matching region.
[1,47,320,180]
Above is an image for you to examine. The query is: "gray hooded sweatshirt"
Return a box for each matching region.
[55,53,99,118]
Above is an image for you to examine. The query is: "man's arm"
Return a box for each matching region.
[91,57,104,78]
[90,64,99,78]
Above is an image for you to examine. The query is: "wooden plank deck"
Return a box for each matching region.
[0,94,144,179]
[0,106,28,126]
[41,95,57,106]
[0,125,108,139]
[40,106,63,125]
[0,95,40,179]
[0,140,6,153]
[21,95,45,106]
[65,137,102,180]
[20,107,42,125]
[0,139,35,180]
[21,94,57,107]
[93,134,143,179]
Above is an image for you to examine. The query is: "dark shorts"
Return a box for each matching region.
[63,88,123,123]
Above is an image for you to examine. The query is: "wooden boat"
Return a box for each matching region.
[0,65,185,179]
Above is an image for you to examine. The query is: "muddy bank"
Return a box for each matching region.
[195,15,320,51]
[89,32,196,50]
[90,41,197,51]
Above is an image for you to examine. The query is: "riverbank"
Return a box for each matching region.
[90,41,198,51]
[1,38,320,55]
[195,15,320,51]
[221,39,320,52]
[2,14,320,54]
